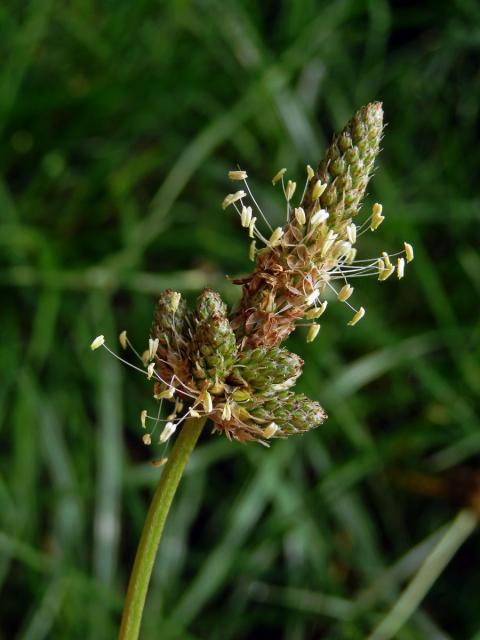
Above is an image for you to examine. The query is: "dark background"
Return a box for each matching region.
[1,1,480,638]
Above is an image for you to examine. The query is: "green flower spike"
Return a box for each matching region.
[189,289,237,393]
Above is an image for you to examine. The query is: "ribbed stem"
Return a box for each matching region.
[119,416,207,640]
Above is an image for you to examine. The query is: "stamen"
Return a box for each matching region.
[119,331,128,350]
[285,180,296,201]
[310,208,329,228]
[228,170,248,181]
[306,165,315,181]
[338,284,354,301]
[90,335,105,351]
[312,180,327,200]
[272,168,287,185]
[222,401,232,421]
[264,422,279,438]
[249,217,257,239]
[222,191,246,209]
[306,323,321,343]
[148,338,159,360]
[159,421,177,443]
[147,362,155,379]
[249,240,256,261]
[305,289,320,306]
[140,409,147,429]
[294,207,306,225]
[143,433,152,445]
[348,306,365,326]
[241,206,252,228]
[397,257,405,279]
[202,390,213,413]
[346,223,357,244]
[404,242,414,262]
[189,407,201,418]
[371,203,385,231]
[170,292,182,312]
[268,227,284,247]
[154,387,175,400]
[305,301,327,319]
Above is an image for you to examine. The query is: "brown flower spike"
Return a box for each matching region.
[91,102,413,446]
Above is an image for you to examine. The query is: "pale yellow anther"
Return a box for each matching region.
[248,216,257,238]
[272,168,287,185]
[397,257,405,279]
[382,252,392,268]
[151,457,168,467]
[264,422,279,438]
[241,205,252,228]
[142,433,152,446]
[345,247,357,264]
[167,412,177,421]
[346,223,357,244]
[228,170,247,181]
[404,242,414,263]
[148,337,159,360]
[189,407,201,418]
[332,240,351,260]
[305,301,327,319]
[348,306,365,326]
[159,421,176,443]
[119,330,128,350]
[377,257,385,277]
[370,203,385,231]
[140,409,147,429]
[90,335,105,351]
[147,362,155,380]
[294,207,306,225]
[312,180,327,200]
[310,208,329,228]
[221,401,232,421]
[249,240,256,262]
[338,284,354,302]
[222,191,246,210]
[370,213,385,231]
[321,231,337,257]
[155,387,175,400]
[175,399,184,413]
[268,226,284,247]
[306,289,320,306]
[170,292,182,312]
[203,390,213,413]
[306,323,321,343]
[306,165,315,181]
[379,264,395,281]
[141,350,150,366]
[285,180,296,201]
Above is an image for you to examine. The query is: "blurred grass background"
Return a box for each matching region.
[1,1,480,638]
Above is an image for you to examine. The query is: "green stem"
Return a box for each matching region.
[119,416,206,640]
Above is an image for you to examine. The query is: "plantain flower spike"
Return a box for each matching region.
[92,102,413,446]
[230,102,413,349]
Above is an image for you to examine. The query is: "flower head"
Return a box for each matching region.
[91,102,412,448]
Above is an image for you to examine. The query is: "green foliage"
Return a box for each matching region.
[1,1,479,639]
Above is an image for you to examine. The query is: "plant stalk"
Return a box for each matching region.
[119,416,207,640]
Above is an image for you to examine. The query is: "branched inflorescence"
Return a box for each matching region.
[91,102,413,447]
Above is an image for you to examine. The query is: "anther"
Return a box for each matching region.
[119,331,128,350]
[272,168,287,185]
[222,191,246,209]
[228,170,248,180]
[306,323,321,343]
[285,180,296,201]
[404,242,414,263]
[348,306,365,326]
[159,421,177,443]
[338,284,354,302]
[90,335,105,351]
